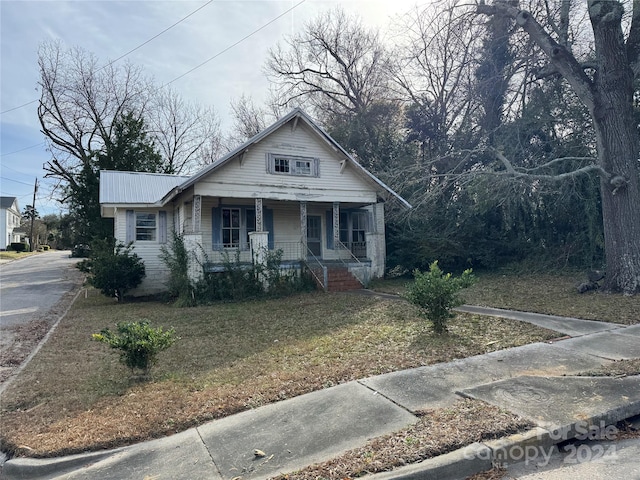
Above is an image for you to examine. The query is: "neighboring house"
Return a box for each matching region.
[99,108,411,296]
[0,197,22,250]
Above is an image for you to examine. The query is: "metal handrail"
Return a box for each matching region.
[301,242,327,291]
[335,239,369,286]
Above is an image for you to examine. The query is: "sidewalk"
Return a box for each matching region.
[2,306,639,480]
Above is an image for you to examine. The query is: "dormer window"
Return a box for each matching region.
[267,153,318,177]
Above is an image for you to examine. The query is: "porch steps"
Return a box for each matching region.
[312,266,363,292]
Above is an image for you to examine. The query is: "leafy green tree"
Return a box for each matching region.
[64,112,164,245]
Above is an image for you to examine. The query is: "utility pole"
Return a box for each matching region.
[29,178,38,252]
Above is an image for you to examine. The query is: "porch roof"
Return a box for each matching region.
[99,171,190,206]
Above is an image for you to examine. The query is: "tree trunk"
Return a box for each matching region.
[591,5,640,294]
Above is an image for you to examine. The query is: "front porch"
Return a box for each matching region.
[177,195,386,290]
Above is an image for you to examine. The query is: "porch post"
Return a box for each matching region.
[192,195,202,232]
[300,201,307,256]
[333,202,340,245]
[255,198,263,231]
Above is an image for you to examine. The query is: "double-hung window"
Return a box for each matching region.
[221,208,241,248]
[337,210,368,258]
[217,207,257,249]
[136,213,156,241]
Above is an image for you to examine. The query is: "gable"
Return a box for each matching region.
[192,121,378,203]
[0,197,19,213]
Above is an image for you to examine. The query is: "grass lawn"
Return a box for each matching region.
[370,270,640,324]
[0,251,40,261]
[0,287,560,458]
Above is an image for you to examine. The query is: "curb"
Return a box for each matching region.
[359,442,492,480]
[361,403,640,480]
[0,286,85,397]
[1,449,119,479]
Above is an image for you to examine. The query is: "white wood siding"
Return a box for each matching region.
[194,123,377,204]
[114,207,174,295]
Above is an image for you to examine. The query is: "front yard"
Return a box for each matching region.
[1,286,558,458]
[1,269,637,463]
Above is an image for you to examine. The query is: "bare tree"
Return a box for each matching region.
[38,42,224,182]
[38,41,151,193]
[224,94,273,150]
[148,88,223,174]
[474,0,640,294]
[390,1,484,157]
[266,7,390,116]
[266,8,406,170]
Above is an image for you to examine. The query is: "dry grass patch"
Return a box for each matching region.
[0,251,40,261]
[271,399,531,480]
[370,271,639,324]
[577,359,640,377]
[0,289,558,457]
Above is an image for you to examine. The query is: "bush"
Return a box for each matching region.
[71,244,91,257]
[192,248,315,305]
[92,320,176,376]
[160,231,196,307]
[9,242,28,252]
[405,261,475,334]
[77,239,145,301]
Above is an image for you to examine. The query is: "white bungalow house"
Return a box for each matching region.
[0,197,22,250]
[99,108,410,295]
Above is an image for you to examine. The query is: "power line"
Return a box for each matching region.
[0,177,35,186]
[0,142,46,158]
[0,1,214,116]
[1,1,307,156]
[166,0,306,87]
[104,1,213,69]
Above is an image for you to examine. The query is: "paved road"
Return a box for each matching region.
[0,250,83,386]
[0,250,81,328]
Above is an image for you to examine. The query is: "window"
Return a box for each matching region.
[336,210,368,258]
[136,213,156,241]
[267,153,318,177]
[214,206,261,250]
[351,211,367,243]
[274,157,289,173]
[246,209,256,245]
[222,208,241,247]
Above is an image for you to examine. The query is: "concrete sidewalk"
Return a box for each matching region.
[2,309,639,480]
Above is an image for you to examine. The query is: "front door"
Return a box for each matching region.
[306,215,321,257]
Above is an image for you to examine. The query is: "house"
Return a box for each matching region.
[0,197,22,250]
[99,108,411,295]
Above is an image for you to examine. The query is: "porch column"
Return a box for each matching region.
[249,231,269,274]
[300,201,307,256]
[255,198,263,231]
[333,202,340,246]
[192,195,202,232]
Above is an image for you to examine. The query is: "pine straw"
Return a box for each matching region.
[270,399,531,480]
[0,290,559,458]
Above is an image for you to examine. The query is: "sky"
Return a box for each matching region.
[0,0,418,216]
